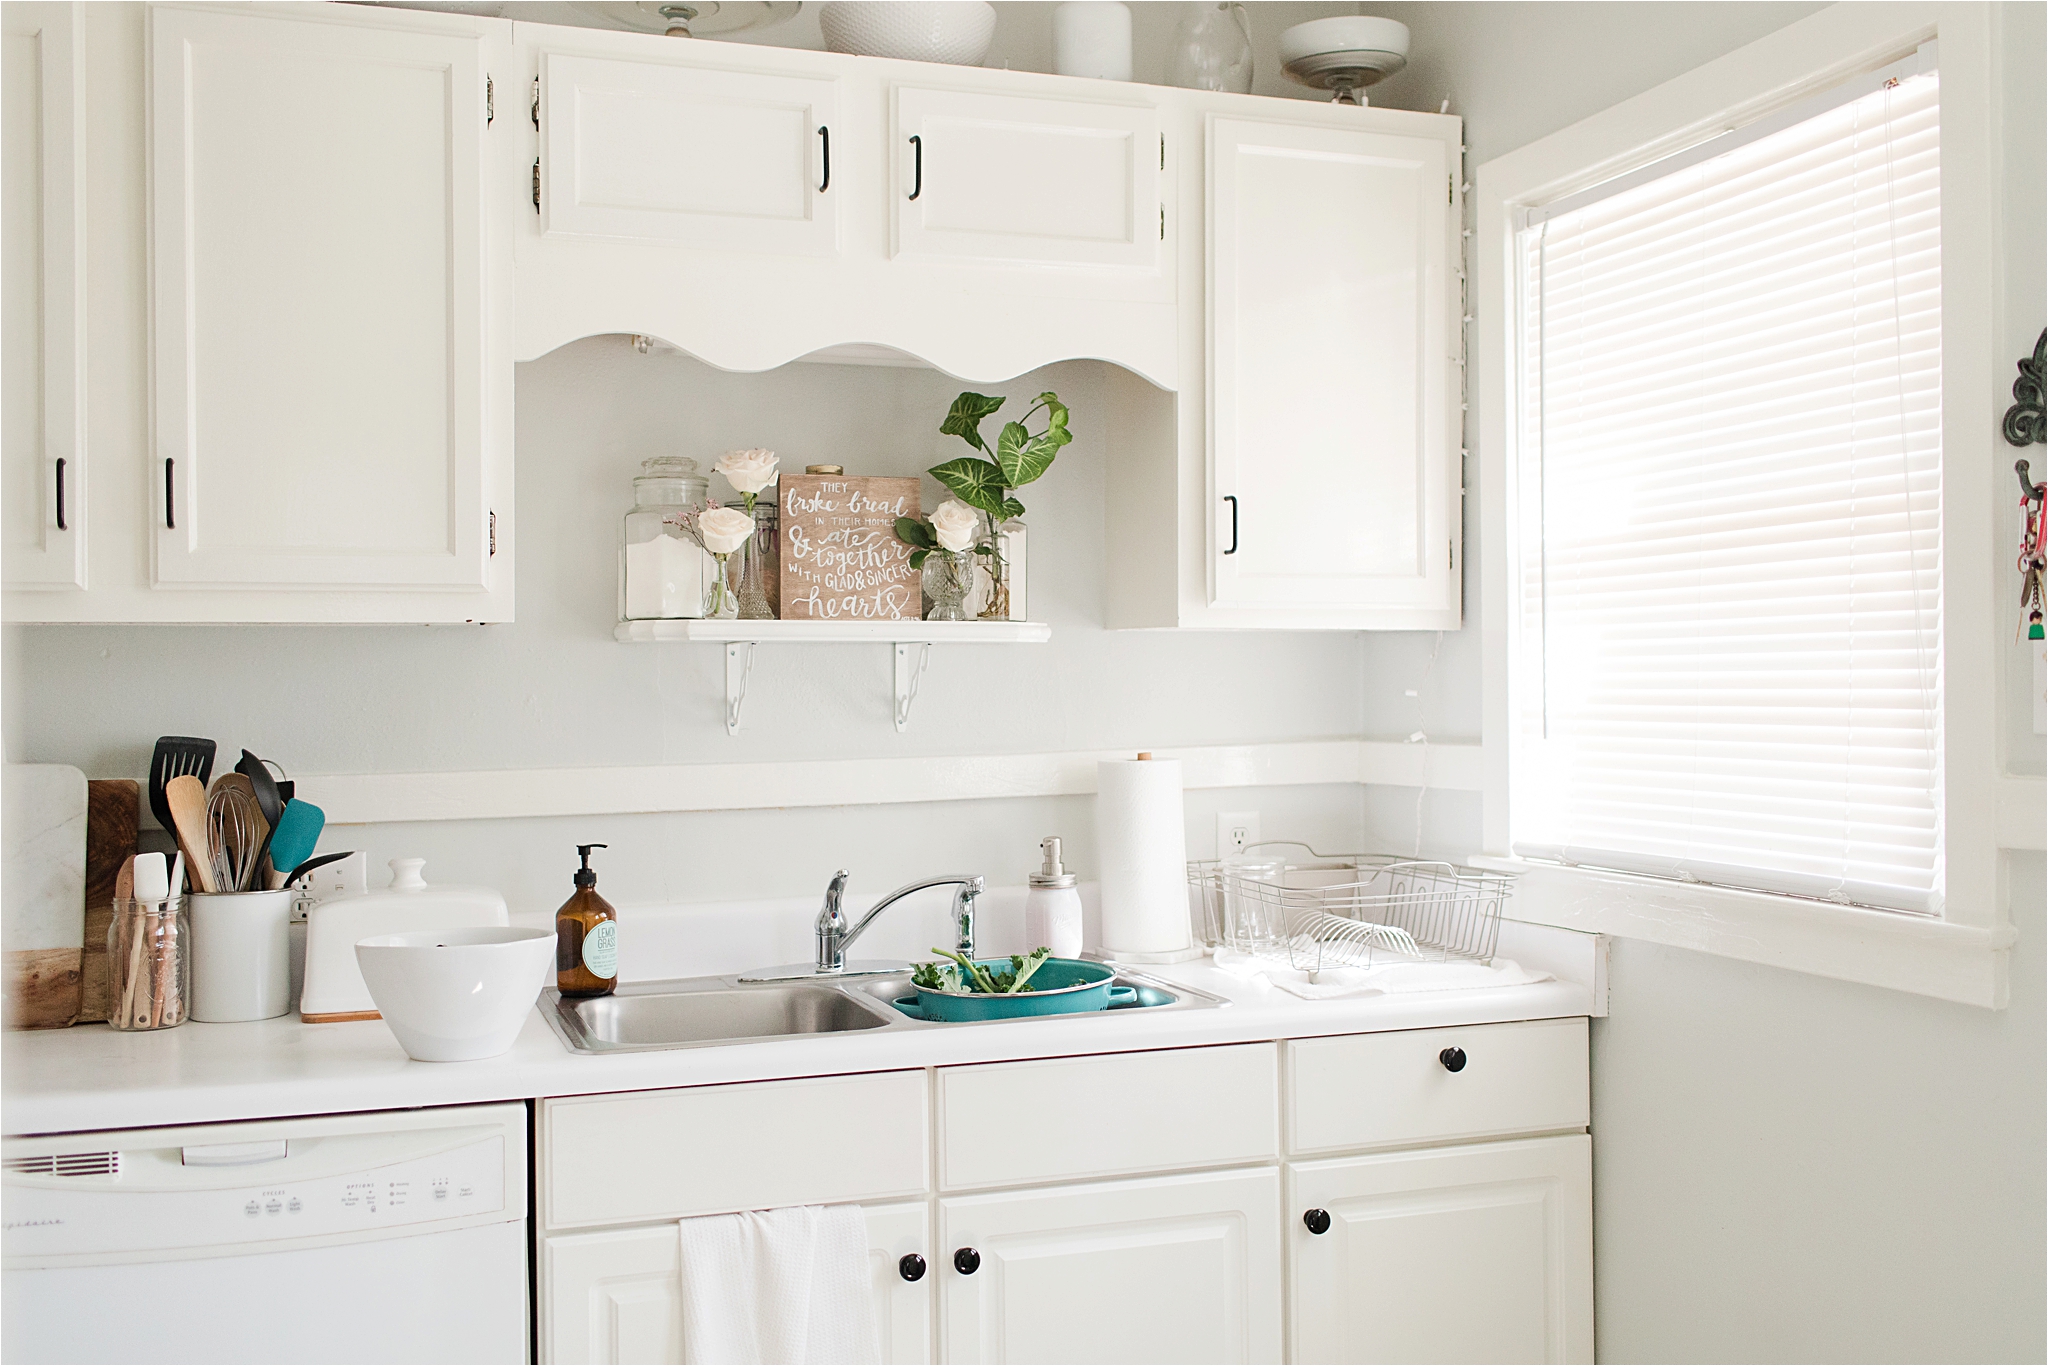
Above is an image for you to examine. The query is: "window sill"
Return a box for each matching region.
[1471,856,2016,1009]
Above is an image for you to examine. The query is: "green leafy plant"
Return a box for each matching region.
[896,392,1072,574]
[910,947,1053,995]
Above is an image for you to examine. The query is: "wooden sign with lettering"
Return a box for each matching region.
[778,474,921,621]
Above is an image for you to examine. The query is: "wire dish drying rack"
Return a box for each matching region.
[1187,842,1515,980]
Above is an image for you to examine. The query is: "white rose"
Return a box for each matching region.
[930,499,981,553]
[697,506,755,556]
[714,448,779,495]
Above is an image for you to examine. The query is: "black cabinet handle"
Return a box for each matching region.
[953,1247,980,1275]
[1304,1208,1332,1235]
[54,458,65,531]
[908,134,922,200]
[1440,1046,1467,1072]
[818,125,830,192]
[1223,495,1238,555]
[165,458,175,529]
[898,1253,925,1282]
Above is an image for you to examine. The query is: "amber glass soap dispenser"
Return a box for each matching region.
[555,843,617,997]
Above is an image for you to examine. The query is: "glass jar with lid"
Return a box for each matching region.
[621,456,713,620]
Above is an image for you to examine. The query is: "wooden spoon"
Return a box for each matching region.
[164,775,218,894]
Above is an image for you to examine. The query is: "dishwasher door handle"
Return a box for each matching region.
[181,1139,289,1166]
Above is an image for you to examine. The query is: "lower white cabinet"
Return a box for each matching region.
[1287,1135,1594,1364]
[540,1200,933,1365]
[937,1167,1283,1365]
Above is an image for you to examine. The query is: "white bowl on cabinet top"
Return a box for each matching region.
[819,1,997,65]
[355,926,556,1063]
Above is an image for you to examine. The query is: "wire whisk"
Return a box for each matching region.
[206,781,265,893]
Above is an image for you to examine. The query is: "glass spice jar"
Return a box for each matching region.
[107,896,190,1031]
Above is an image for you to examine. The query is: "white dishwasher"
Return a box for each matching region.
[1,1101,529,1365]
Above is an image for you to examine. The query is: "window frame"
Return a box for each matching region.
[1474,2,2021,1008]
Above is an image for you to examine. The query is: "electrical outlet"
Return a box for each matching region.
[1217,811,1260,858]
[303,850,368,902]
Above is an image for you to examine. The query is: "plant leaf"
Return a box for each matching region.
[1000,496,1027,521]
[928,457,1009,516]
[908,548,929,570]
[939,392,1007,453]
[895,516,935,549]
[1035,392,1069,434]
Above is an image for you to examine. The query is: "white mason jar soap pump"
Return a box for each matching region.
[1025,837,1084,959]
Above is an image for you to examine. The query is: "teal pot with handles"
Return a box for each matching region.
[893,957,1135,1022]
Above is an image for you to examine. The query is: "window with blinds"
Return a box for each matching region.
[1511,55,1943,915]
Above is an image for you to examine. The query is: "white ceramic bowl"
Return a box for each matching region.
[1277,15,1410,65]
[819,2,997,65]
[355,927,555,1063]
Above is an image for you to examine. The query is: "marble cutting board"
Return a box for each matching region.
[4,764,88,1028]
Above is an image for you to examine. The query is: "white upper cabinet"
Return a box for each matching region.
[1207,115,1457,620]
[892,86,1159,275]
[148,5,497,594]
[3,2,83,591]
[540,52,837,254]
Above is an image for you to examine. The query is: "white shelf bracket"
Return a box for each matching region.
[893,642,932,732]
[724,641,755,735]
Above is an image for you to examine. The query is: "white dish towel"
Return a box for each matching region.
[676,1203,881,1366]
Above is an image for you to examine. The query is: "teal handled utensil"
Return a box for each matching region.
[265,800,325,890]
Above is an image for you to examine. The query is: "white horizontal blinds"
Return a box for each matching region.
[1512,72,1943,914]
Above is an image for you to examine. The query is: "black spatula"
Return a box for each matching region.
[147,736,215,833]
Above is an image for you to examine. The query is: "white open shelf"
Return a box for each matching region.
[614,619,1052,732]
[613,619,1051,645]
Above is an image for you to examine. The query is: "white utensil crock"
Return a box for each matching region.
[188,889,295,1022]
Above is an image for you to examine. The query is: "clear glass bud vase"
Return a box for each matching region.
[733,538,774,620]
[704,553,738,619]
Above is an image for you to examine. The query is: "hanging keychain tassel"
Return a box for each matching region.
[2020,484,2045,640]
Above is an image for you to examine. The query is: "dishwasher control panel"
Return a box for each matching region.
[3,1105,523,1266]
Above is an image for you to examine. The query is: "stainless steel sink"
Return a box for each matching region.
[541,966,1228,1055]
[544,980,899,1054]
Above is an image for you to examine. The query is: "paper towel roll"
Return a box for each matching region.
[1095,757,1191,956]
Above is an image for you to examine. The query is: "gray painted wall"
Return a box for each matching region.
[1365,2,2048,1359]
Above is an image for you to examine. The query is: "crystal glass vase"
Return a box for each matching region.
[705,553,738,620]
[923,550,974,621]
[733,538,774,620]
[1168,1,1252,93]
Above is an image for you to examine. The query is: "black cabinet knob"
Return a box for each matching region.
[898,1253,926,1282]
[953,1247,981,1275]
[1440,1046,1467,1072]
[1303,1208,1332,1235]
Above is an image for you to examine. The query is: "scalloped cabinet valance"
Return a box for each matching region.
[2,1,1462,629]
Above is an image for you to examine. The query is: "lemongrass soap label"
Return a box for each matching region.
[581,921,617,979]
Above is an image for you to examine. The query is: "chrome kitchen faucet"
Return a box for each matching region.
[739,870,983,983]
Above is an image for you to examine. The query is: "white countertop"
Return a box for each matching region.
[2,959,1594,1137]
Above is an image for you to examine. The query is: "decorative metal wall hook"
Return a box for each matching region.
[2020,458,2045,505]
[2002,328,2045,447]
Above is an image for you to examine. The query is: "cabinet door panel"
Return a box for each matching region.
[1208,116,1455,614]
[1289,1136,1593,1365]
[150,8,490,589]
[939,1168,1281,1364]
[895,87,1158,272]
[542,1201,933,1365]
[2,2,82,590]
[542,53,836,253]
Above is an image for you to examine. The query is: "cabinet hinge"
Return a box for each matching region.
[1159,205,1165,240]
[1448,174,1453,204]
[532,158,541,212]
[531,77,540,129]
[490,511,497,557]
[486,74,494,126]
[1449,542,1455,570]
[1159,134,1165,171]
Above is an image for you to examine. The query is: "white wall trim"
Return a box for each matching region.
[297,738,1485,828]
[1472,2,2024,1007]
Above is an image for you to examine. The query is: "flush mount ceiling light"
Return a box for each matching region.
[1279,16,1409,105]
[574,1,802,38]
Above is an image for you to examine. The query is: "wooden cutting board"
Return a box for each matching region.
[79,780,140,1024]
[3,765,88,1029]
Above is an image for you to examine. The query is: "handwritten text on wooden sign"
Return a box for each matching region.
[778,474,920,621]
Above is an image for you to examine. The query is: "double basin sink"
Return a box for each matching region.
[542,967,1225,1055]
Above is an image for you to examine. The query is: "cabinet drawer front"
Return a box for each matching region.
[895,86,1160,272]
[541,1071,927,1230]
[939,1168,1282,1365]
[1288,1019,1587,1154]
[542,53,838,253]
[939,1044,1277,1191]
